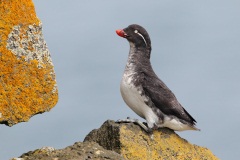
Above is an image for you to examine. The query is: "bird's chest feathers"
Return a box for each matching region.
[120,71,149,118]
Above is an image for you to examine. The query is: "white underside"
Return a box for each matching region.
[120,76,158,126]
[162,116,195,131]
[120,74,195,131]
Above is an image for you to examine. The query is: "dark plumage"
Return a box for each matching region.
[116,24,199,132]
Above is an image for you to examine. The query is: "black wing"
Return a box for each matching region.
[141,71,197,124]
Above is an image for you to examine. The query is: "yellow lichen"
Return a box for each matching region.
[119,126,218,160]
[0,0,58,126]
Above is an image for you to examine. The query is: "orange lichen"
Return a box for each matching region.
[0,0,58,126]
[119,126,219,160]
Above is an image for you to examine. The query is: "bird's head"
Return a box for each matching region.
[116,24,151,51]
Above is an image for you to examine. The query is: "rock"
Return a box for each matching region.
[11,141,124,160]
[84,120,219,160]
[12,120,219,160]
[0,0,58,126]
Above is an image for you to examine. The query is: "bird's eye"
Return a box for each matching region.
[134,30,138,33]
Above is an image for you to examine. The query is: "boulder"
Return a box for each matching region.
[0,0,58,126]
[84,120,219,160]
[12,120,219,160]
[13,141,124,160]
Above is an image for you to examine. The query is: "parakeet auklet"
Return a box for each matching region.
[116,24,199,132]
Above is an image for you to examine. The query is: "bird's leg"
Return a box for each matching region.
[116,117,152,133]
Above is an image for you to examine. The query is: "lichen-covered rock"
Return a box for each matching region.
[11,120,219,160]
[11,141,124,160]
[84,120,219,160]
[0,0,58,126]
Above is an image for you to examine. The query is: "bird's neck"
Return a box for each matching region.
[125,43,152,73]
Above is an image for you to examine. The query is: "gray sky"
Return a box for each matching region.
[1,1,240,159]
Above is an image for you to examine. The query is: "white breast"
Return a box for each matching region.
[120,73,159,128]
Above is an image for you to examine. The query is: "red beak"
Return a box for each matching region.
[116,29,127,38]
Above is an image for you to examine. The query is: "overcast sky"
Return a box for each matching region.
[1,1,240,159]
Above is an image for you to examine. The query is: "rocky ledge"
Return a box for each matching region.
[12,120,218,160]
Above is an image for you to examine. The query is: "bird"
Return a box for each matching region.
[116,24,199,133]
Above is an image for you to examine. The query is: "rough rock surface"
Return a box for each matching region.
[12,141,124,160]
[84,120,219,160]
[13,120,219,160]
[0,0,58,126]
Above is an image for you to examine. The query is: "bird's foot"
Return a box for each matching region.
[116,117,152,134]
